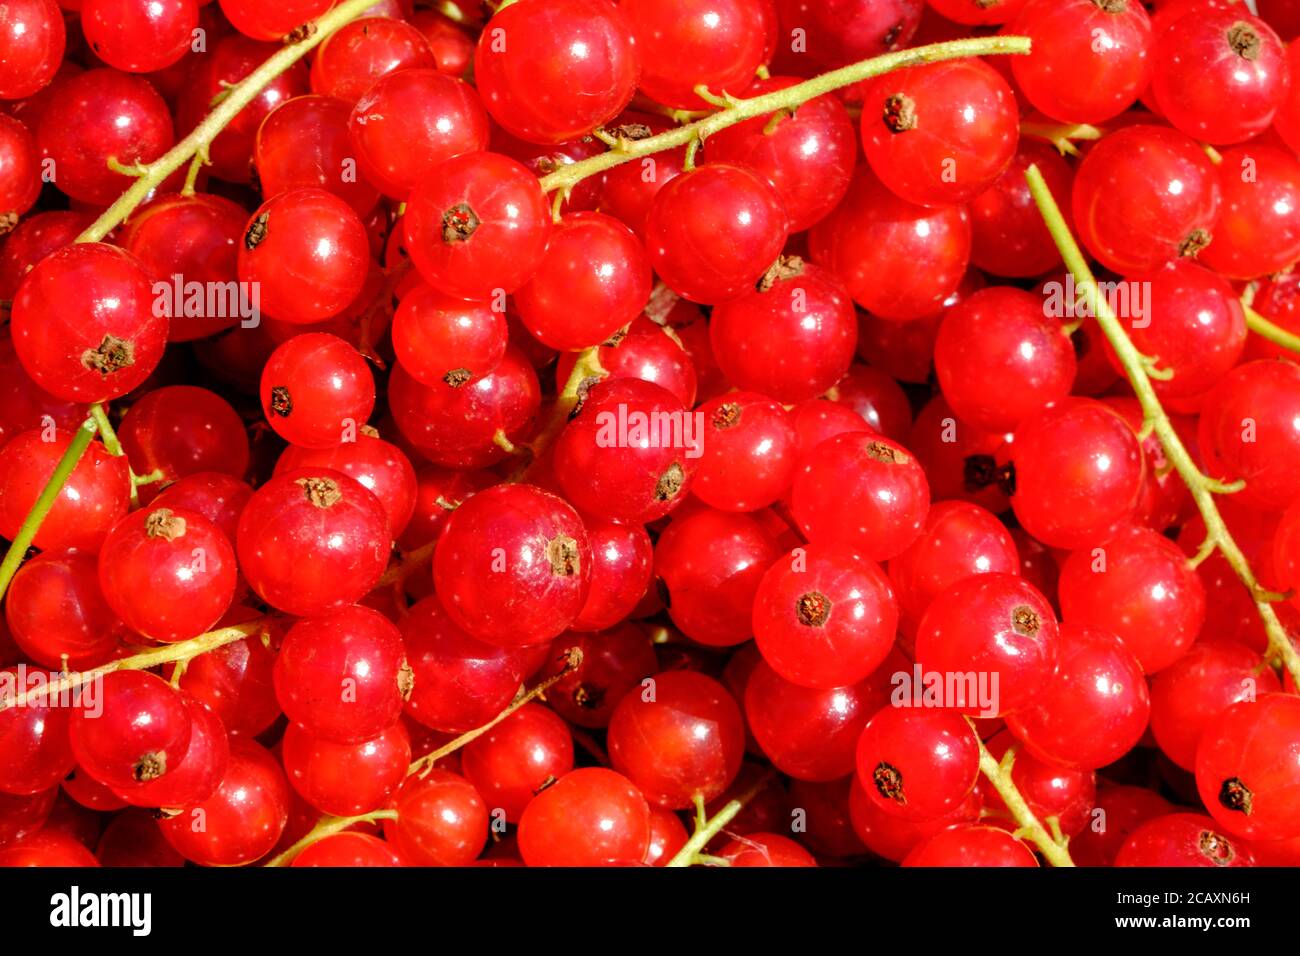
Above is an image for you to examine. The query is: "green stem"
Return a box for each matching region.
[665,772,776,867]
[0,619,269,711]
[974,733,1075,867]
[75,0,388,244]
[405,646,584,779]
[1026,165,1300,691]
[1243,302,1300,356]
[0,416,98,603]
[538,36,1032,199]
[262,809,399,868]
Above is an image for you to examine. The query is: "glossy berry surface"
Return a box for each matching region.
[1195,694,1300,841]
[474,0,639,143]
[236,470,390,617]
[914,573,1059,717]
[643,163,789,305]
[11,243,167,403]
[68,671,192,791]
[274,605,410,745]
[861,58,1018,207]
[434,484,591,647]
[98,506,238,643]
[855,707,979,820]
[517,767,650,866]
[753,543,898,689]
[607,670,744,809]
[260,333,375,449]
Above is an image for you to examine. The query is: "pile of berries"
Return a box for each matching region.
[0,0,1299,870]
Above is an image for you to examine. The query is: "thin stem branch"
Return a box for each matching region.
[974,733,1075,867]
[1026,165,1300,690]
[262,809,399,868]
[1243,301,1300,356]
[375,540,437,589]
[0,619,269,712]
[539,36,1032,198]
[513,346,606,482]
[74,0,387,244]
[0,416,97,603]
[405,646,584,778]
[665,771,777,867]
[89,403,141,507]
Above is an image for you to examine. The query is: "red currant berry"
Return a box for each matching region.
[693,393,798,512]
[400,595,527,733]
[0,828,99,867]
[461,703,573,822]
[311,16,437,104]
[1007,398,1144,549]
[1115,812,1256,867]
[1005,622,1150,769]
[0,114,39,224]
[404,151,552,300]
[790,432,930,562]
[157,739,290,867]
[1195,693,1300,840]
[349,69,489,200]
[1152,9,1288,144]
[434,483,591,647]
[68,671,192,791]
[902,824,1038,867]
[11,243,167,402]
[382,768,487,865]
[716,832,817,867]
[392,283,508,389]
[4,550,123,670]
[0,0,64,100]
[553,378,699,524]
[282,719,410,817]
[515,212,652,350]
[274,605,410,745]
[704,76,857,232]
[239,189,369,325]
[1069,784,1173,867]
[1010,0,1153,124]
[862,58,1018,207]
[608,670,744,809]
[753,543,898,689]
[517,767,650,866]
[887,500,1019,637]
[255,94,380,217]
[655,507,780,647]
[236,470,390,617]
[98,506,238,643]
[0,666,75,795]
[809,167,970,320]
[0,426,131,554]
[388,346,540,470]
[745,657,891,781]
[1058,524,1206,673]
[275,432,417,539]
[260,333,375,449]
[935,286,1077,432]
[120,385,249,491]
[572,518,653,632]
[1200,360,1300,511]
[217,0,333,42]
[291,832,403,867]
[474,0,639,143]
[969,138,1073,278]
[1201,144,1300,279]
[82,0,197,74]
[36,68,173,205]
[1150,641,1282,771]
[555,314,698,408]
[914,573,1060,717]
[709,257,857,403]
[112,694,229,810]
[856,706,979,821]
[171,615,282,738]
[622,0,769,109]
[1071,124,1220,275]
[643,163,789,305]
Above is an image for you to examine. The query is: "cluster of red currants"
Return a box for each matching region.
[0,0,1299,871]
